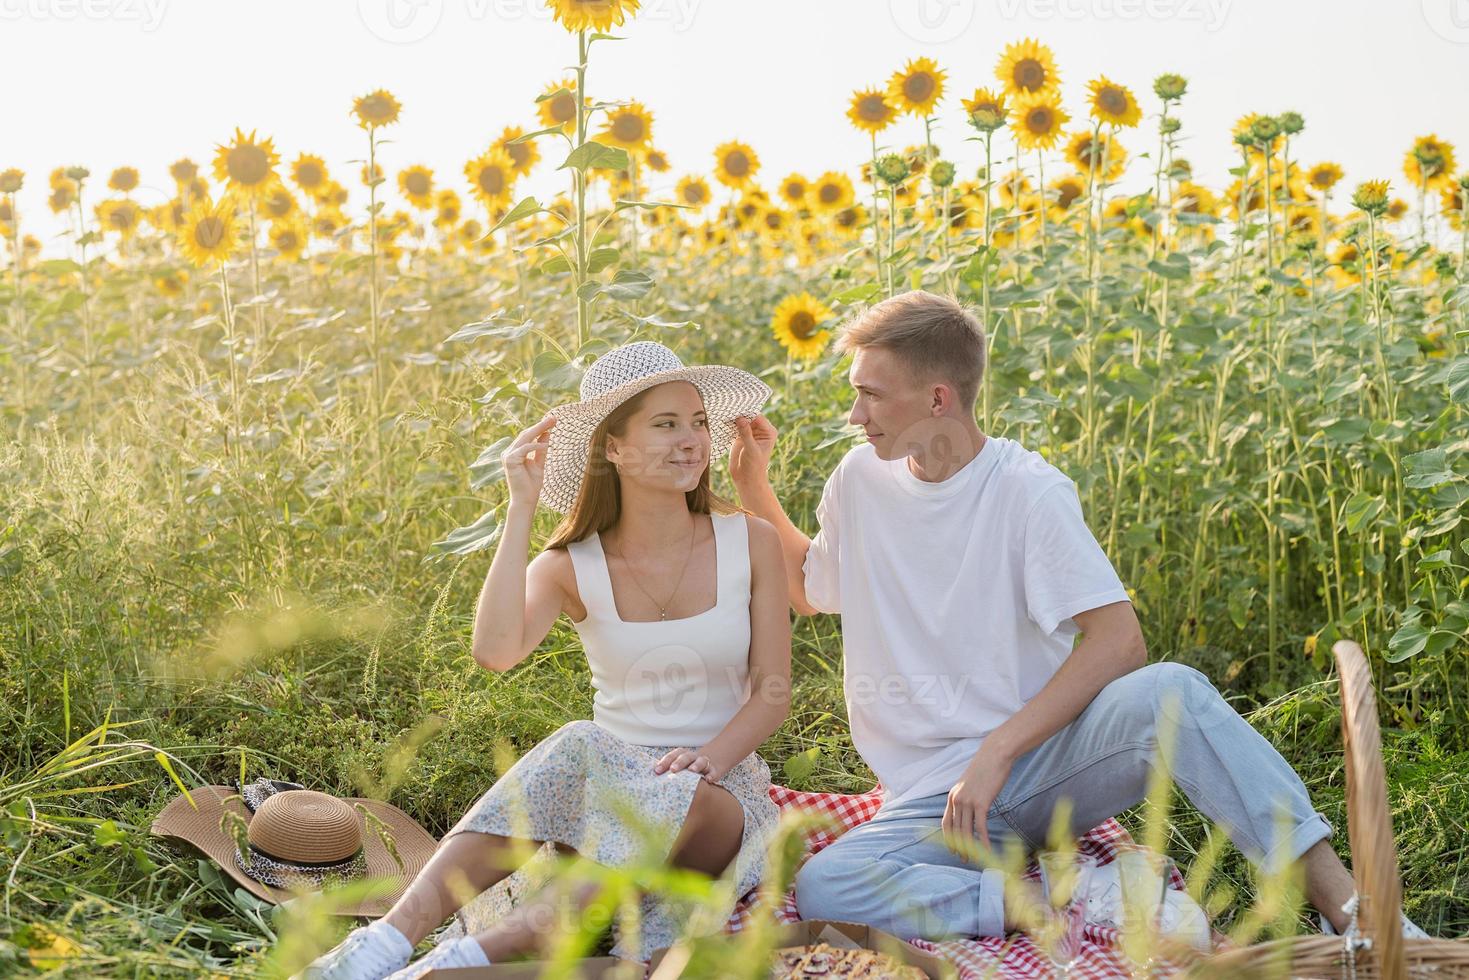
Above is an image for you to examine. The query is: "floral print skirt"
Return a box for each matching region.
[434,718,781,962]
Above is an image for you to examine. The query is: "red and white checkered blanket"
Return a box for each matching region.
[711,782,1212,979]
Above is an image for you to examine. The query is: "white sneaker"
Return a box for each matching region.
[384,936,491,980]
[1319,893,1431,940]
[295,921,414,980]
[1081,861,1212,952]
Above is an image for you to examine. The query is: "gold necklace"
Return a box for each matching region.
[605,518,699,621]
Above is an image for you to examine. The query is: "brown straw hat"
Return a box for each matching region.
[150,779,438,917]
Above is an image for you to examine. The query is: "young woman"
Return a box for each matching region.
[304,341,791,979]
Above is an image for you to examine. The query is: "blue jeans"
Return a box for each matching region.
[792,662,1334,940]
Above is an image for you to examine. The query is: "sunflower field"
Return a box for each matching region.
[2,0,1467,974]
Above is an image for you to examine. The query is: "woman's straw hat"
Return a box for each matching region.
[150,778,438,917]
[539,341,771,514]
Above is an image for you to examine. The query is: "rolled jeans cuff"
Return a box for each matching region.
[977,867,1007,936]
[1260,812,1333,873]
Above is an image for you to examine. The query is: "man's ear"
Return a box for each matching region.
[931,382,952,416]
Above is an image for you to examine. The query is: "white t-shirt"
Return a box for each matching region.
[802,435,1132,808]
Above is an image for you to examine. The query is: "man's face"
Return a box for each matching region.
[846,347,940,462]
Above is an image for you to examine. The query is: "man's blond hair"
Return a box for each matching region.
[833,290,987,408]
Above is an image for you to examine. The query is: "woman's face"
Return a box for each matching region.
[604,381,711,496]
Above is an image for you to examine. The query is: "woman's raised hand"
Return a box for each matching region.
[502,415,557,507]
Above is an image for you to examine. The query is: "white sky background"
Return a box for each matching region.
[4,0,1468,252]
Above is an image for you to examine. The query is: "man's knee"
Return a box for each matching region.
[793,847,863,921]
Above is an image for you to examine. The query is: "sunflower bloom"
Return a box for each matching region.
[269,218,309,261]
[846,89,897,135]
[811,171,855,214]
[177,195,241,268]
[213,128,280,201]
[778,173,809,208]
[1307,162,1344,194]
[290,154,330,199]
[770,292,834,360]
[713,141,760,190]
[465,148,517,210]
[599,102,654,152]
[1010,95,1069,152]
[546,0,639,32]
[537,77,583,134]
[675,175,711,208]
[996,38,1060,98]
[352,89,402,129]
[108,167,139,193]
[962,88,1009,131]
[1351,180,1390,216]
[1087,76,1141,128]
[96,198,142,239]
[1065,130,1127,181]
[887,56,946,117]
[398,166,435,209]
[1403,134,1457,192]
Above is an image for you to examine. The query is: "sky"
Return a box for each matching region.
[4,0,1468,253]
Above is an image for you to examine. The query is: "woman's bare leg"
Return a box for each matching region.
[381,832,573,945]
[464,780,747,961]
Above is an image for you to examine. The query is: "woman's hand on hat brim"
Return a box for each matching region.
[503,415,557,504]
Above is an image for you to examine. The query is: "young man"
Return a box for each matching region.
[727,289,1421,944]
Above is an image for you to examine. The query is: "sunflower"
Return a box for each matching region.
[96,198,142,239]
[352,89,402,129]
[770,292,834,360]
[846,88,896,135]
[1351,179,1391,217]
[811,171,855,214]
[177,195,241,268]
[675,175,711,208]
[996,38,1060,98]
[1306,162,1344,194]
[434,189,463,228]
[312,208,348,239]
[599,101,654,152]
[757,206,792,242]
[887,56,946,117]
[213,128,280,201]
[289,154,330,199]
[547,0,639,31]
[1385,198,1410,222]
[398,165,436,209]
[169,159,198,184]
[256,184,294,223]
[1048,174,1086,212]
[1403,134,1457,192]
[778,173,809,208]
[465,148,517,210]
[1442,182,1465,226]
[713,141,760,190]
[269,218,309,261]
[153,268,188,297]
[962,88,1009,131]
[486,126,539,179]
[537,77,583,134]
[322,181,349,208]
[1174,181,1220,219]
[148,199,187,234]
[1064,130,1127,181]
[1010,95,1069,152]
[1087,76,1141,128]
[1232,113,1281,159]
[832,204,868,238]
[108,167,139,193]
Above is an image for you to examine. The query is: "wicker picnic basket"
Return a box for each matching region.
[1185,639,1469,979]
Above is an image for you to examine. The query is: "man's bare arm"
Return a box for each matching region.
[730,415,821,616]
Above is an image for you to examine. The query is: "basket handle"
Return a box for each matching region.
[1333,639,1405,979]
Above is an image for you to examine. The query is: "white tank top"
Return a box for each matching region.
[566,511,753,746]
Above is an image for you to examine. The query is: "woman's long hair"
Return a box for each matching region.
[543,385,740,551]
